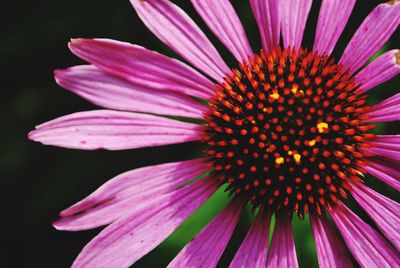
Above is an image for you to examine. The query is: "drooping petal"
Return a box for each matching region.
[267,213,298,268]
[280,0,313,49]
[249,0,280,51]
[72,177,219,268]
[130,0,230,82]
[351,183,400,251]
[364,158,400,192]
[313,0,356,56]
[339,2,400,74]
[55,65,207,118]
[365,143,400,162]
[310,214,353,268]
[230,211,271,268]
[168,199,243,268]
[362,92,400,123]
[68,38,215,99]
[53,158,209,231]
[355,49,400,93]
[191,0,252,62]
[29,110,201,150]
[330,203,400,268]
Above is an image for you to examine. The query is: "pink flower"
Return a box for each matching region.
[29,0,400,267]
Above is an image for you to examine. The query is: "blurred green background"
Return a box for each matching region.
[1,0,399,267]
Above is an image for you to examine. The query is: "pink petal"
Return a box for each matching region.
[351,183,400,251]
[191,0,252,62]
[53,158,209,231]
[130,0,230,82]
[330,203,400,268]
[280,0,313,49]
[72,177,219,268]
[267,213,298,268]
[28,110,201,150]
[363,93,400,123]
[365,147,400,162]
[339,2,400,74]
[55,65,207,119]
[230,211,271,268]
[249,0,280,51]
[68,38,215,99]
[310,214,353,268]
[313,0,356,56]
[368,135,400,151]
[364,158,400,192]
[355,49,400,93]
[168,200,243,268]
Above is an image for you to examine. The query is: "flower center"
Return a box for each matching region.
[203,47,375,218]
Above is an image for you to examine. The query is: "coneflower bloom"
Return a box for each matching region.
[29,0,400,267]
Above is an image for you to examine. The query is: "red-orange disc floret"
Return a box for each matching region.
[203,47,376,218]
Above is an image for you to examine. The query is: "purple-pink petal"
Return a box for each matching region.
[267,213,298,268]
[339,2,400,74]
[230,211,271,268]
[53,159,209,231]
[68,38,215,99]
[363,93,400,123]
[366,135,400,161]
[355,49,400,93]
[310,214,353,268]
[330,203,400,268]
[72,177,219,268]
[313,0,355,56]
[130,0,230,82]
[168,200,243,268]
[280,0,313,49]
[351,183,400,251]
[191,0,252,63]
[249,0,280,51]
[28,110,201,150]
[365,147,400,163]
[364,158,400,192]
[55,65,207,119]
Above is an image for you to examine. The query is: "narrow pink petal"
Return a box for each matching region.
[368,135,400,151]
[53,158,209,231]
[191,0,252,62]
[28,110,200,150]
[280,0,313,49]
[313,0,356,56]
[230,211,271,268]
[339,2,400,74]
[72,177,219,268]
[351,183,400,251]
[267,213,298,268]
[355,49,400,93]
[249,0,280,51]
[364,159,400,192]
[363,93,400,123]
[330,203,400,268]
[365,147,400,162]
[68,38,215,99]
[310,214,353,268]
[55,65,207,118]
[168,200,243,268]
[130,0,230,82]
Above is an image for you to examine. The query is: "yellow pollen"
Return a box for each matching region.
[356,170,365,177]
[308,139,316,146]
[317,122,329,133]
[288,150,293,156]
[293,153,301,163]
[270,92,280,100]
[275,157,285,165]
[291,86,298,94]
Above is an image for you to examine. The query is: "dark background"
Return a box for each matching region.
[1,0,399,267]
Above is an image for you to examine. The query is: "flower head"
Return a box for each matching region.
[29,0,400,267]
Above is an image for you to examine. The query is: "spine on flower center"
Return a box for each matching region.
[203,47,376,218]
